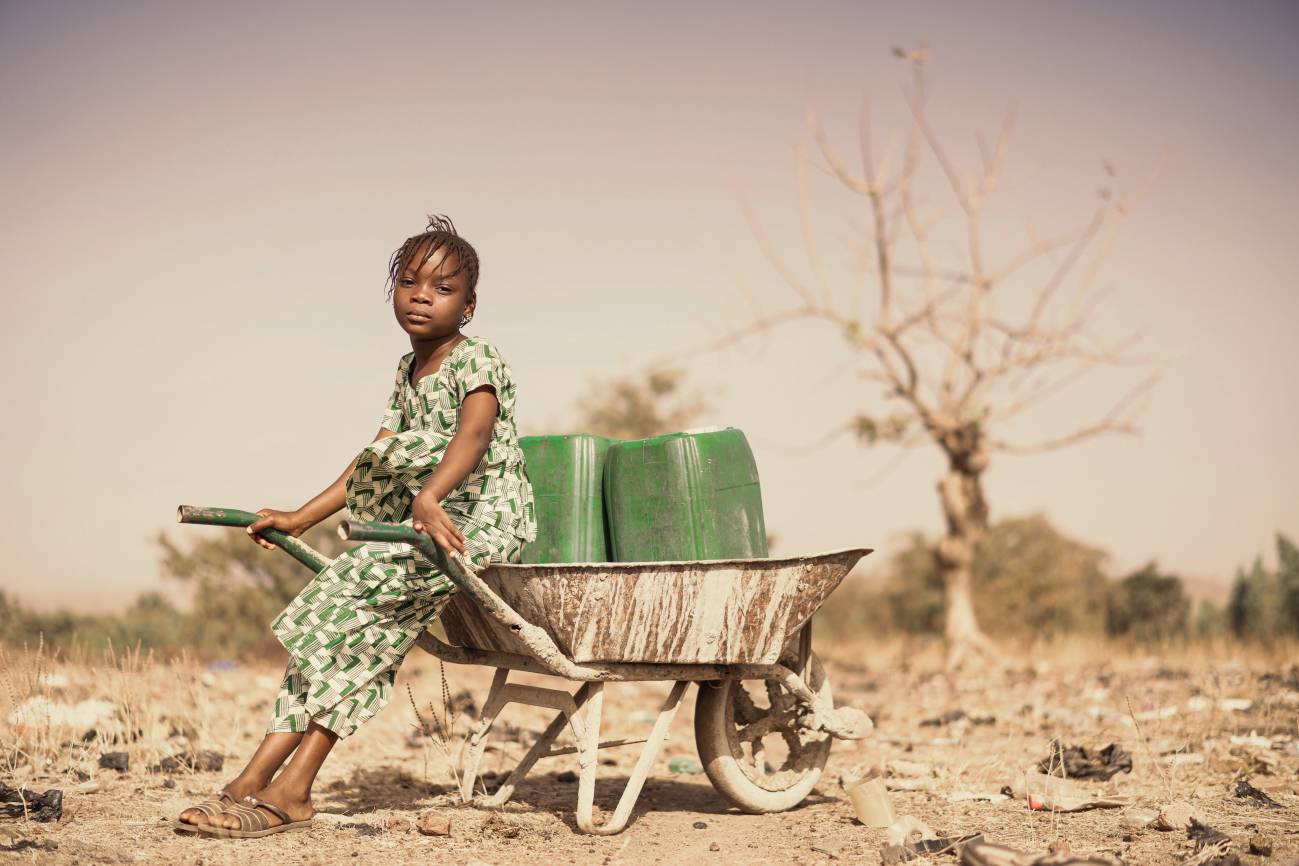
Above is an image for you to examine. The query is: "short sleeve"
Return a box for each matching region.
[454,341,511,414]
[378,360,407,432]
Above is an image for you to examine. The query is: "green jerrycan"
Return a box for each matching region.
[518,434,620,563]
[604,427,768,562]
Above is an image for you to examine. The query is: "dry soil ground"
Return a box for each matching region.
[2,640,1296,865]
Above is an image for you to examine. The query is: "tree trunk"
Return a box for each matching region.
[934,428,999,668]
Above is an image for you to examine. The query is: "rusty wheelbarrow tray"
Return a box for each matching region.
[177,506,874,835]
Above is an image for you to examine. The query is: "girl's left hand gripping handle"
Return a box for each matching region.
[175,505,331,573]
[337,520,474,589]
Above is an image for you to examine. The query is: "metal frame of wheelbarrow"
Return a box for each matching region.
[177,506,872,835]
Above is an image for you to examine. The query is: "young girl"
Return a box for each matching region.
[176,214,536,837]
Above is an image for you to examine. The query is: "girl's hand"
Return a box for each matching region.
[412,496,467,556]
[246,508,309,551]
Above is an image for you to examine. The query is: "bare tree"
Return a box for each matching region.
[678,45,1156,667]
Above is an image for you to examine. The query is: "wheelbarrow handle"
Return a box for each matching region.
[175,505,332,573]
[337,520,467,581]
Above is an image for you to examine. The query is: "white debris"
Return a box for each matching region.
[6,696,115,730]
[1165,753,1206,766]
[1230,732,1273,748]
[37,672,70,690]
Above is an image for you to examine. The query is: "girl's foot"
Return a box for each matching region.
[213,781,314,831]
[176,777,263,826]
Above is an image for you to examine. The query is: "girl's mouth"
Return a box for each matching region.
[405,310,433,323]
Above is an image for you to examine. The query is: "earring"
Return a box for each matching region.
[460,311,474,328]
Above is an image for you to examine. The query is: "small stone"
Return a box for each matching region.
[385,816,412,833]
[1153,800,1199,831]
[693,821,708,830]
[98,752,129,772]
[709,842,720,852]
[163,778,176,789]
[556,770,578,783]
[192,750,224,772]
[1248,835,1273,857]
[415,810,451,837]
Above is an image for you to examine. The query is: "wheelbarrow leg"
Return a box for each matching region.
[460,668,595,806]
[459,668,510,802]
[575,680,689,835]
[483,682,593,807]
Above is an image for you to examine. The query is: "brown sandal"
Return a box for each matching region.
[172,789,238,832]
[194,795,313,838]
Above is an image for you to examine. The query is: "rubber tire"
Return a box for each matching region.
[694,655,833,813]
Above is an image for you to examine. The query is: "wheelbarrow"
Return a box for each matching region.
[177,505,874,835]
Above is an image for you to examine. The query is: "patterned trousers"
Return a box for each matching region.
[265,519,525,739]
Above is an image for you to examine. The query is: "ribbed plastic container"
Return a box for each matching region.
[604,427,768,562]
[518,434,620,564]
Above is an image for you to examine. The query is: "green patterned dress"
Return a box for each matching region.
[267,337,536,738]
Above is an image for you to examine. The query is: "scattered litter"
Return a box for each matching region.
[149,750,224,773]
[959,837,1124,865]
[1185,696,1212,712]
[692,820,707,829]
[920,709,968,727]
[1247,836,1272,857]
[0,783,63,822]
[1240,750,1279,775]
[667,755,702,774]
[5,697,115,731]
[882,827,980,864]
[1123,705,1178,725]
[842,765,895,827]
[339,821,382,837]
[415,809,451,836]
[1233,777,1282,809]
[876,757,935,792]
[948,791,1009,804]
[1182,820,1237,866]
[1152,800,1200,831]
[98,752,129,772]
[889,759,933,778]
[881,815,974,864]
[37,672,70,690]
[1227,732,1271,749]
[1165,753,1205,766]
[1011,771,1132,813]
[1217,698,1252,712]
[480,813,520,839]
[1121,806,1159,829]
[1036,743,1132,780]
[886,815,936,846]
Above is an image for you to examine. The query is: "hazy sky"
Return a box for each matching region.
[3,1,1296,612]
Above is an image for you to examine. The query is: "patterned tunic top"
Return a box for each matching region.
[346,336,537,543]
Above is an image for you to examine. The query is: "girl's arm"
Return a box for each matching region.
[410,387,499,556]
[246,426,397,551]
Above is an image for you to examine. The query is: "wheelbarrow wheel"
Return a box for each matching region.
[694,651,833,813]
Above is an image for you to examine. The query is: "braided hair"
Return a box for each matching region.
[386,214,480,308]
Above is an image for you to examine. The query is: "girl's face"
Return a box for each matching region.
[392,243,476,340]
